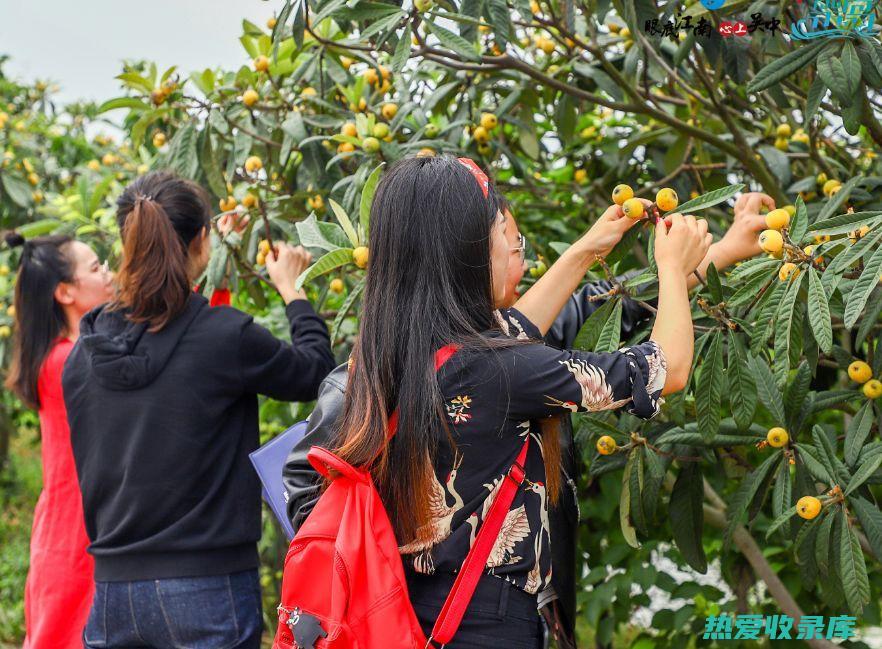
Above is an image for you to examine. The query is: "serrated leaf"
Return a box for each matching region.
[652,431,763,446]
[808,210,882,236]
[392,23,412,73]
[294,248,354,290]
[747,41,826,93]
[845,401,875,468]
[696,332,723,441]
[850,496,882,562]
[668,183,745,214]
[845,244,882,329]
[425,20,481,61]
[724,453,781,549]
[816,509,835,576]
[728,332,757,431]
[796,443,834,484]
[806,267,832,354]
[766,505,798,540]
[97,97,151,113]
[296,213,349,252]
[728,266,776,307]
[784,361,812,432]
[595,299,623,353]
[770,460,793,538]
[169,122,199,179]
[630,449,648,537]
[845,453,882,496]
[573,298,617,351]
[811,425,842,485]
[790,195,809,245]
[817,47,854,107]
[749,354,785,423]
[670,462,707,573]
[806,75,826,122]
[839,509,870,613]
[620,450,640,549]
[825,227,882,276]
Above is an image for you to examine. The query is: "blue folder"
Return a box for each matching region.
[249,421,308,541]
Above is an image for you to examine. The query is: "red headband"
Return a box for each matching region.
[457,157,489,198]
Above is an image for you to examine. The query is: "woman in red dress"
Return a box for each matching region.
[4,231,115,649]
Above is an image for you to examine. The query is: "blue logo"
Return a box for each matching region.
[790,0,878,38]
[700,0,727,10]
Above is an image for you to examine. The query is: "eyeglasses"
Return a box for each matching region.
[510,233,526,262]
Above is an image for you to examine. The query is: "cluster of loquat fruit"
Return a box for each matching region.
[610,183,679,219]
[848,360,882,400]
[334,103,399,156]
[772,122,810,152]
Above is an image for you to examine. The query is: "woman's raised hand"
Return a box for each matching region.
[266,243,313,304]
[576,199,650,259]
[654,213,713,277]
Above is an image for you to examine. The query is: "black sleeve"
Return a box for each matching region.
[545,271,657,350]
[283,364,348,532]
[238,299,336,401]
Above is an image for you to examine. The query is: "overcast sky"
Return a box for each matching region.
[0,0,276,107]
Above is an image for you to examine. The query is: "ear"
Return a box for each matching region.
[54,281,75,306]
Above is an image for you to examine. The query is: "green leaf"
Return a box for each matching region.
[115,71,154,94]
[328,199,359,247]
[392,24,412,73]
[705,263,723,303]
[805,75,826,122]
[573,298,617,351]
[795,443,834,484]
[775,271,804,379]
[811,425,841,485]
[817,47,854,107]
[294,248,354,290]
[169,122,199,179]
[330,277,365,342]
[789,195,809,245]
[770,460,793,538]
[724,453,781,549]
[815,509,835,576]
[15,218,59,237]
[746,41,826,93]
[728,332,757,431]
[808,210,882,236]
[669,463,707,573]
[620,450,640,549]
[97,96,150,113]
[845,401,875,468]
[595,299,623,353]
[850,496,882,562]
[205,243,229,292]
[653,431,763,446]
[840,41,862,98]
[806,267,832,354]
[749,354,785,423]
[1,173,33,207]
[845,244,882,328]
[845,453,882,496]
[425,20,481,61]
[667,183,745,215]
[630,449,648,536]
[359,163,384,240]
[728,266,776,307]
[296,213,348,252]
[696,332,723,441]
[839,509,870,613]
[487,0,512,46]
[825,227,882,276]
[766,505,798,539]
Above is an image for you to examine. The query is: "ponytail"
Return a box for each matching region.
[111,171,211,332]
[3,232,75,409]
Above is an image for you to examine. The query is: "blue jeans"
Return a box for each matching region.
[83,569,262,649]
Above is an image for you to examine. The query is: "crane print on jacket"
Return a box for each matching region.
[397,307,667,595]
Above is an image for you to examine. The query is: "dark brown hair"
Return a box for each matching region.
[111,171,211,332]
[4,232,75,409]
[330,156,560,548]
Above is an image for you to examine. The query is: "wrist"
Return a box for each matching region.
[568,238,601,266]
[657,263,688,283]
[709,239,738,269]
[278,284,306,304]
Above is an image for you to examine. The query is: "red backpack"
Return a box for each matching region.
[273,344,531,649]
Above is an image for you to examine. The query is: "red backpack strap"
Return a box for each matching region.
[386,343,460,441]
[427,435,531,646]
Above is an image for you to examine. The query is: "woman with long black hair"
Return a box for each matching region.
[5,232,115,649]
[324,155,710,648]
[62,170,336,649]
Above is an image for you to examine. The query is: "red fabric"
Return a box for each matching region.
[209,288,232,307]
[24,339,94,649]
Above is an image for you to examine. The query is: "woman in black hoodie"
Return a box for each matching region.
[63,171,336,649]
